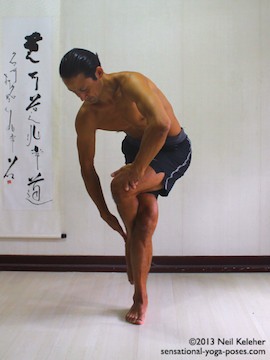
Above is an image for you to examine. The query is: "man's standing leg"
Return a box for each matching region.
[126,193,158,324]
[111,168,163,325]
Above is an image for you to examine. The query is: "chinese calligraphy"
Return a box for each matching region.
[3,52,18,183]
[24,32,43,63]
[24,31,52,206]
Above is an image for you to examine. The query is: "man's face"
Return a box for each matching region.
[63,73,102,104]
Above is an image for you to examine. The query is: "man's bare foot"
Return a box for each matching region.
[125,300,148,325]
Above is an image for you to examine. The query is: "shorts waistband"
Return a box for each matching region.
[125,128,187,147]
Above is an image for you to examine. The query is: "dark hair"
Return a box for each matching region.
[59,48,101,80]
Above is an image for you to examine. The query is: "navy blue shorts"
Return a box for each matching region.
[121,128,192,197]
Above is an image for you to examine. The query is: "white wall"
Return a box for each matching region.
[1,0,270,256]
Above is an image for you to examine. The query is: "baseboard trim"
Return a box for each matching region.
[0,255,269,272]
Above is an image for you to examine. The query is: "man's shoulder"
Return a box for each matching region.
[75,103,97,134]
[112,71,151,99]
[112,71,148,86]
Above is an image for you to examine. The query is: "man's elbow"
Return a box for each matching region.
[156,118,171,135]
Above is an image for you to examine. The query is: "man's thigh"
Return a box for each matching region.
[134,167,165,195]
[111,166,165,199]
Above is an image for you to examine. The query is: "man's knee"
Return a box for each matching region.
[111,177,131,204]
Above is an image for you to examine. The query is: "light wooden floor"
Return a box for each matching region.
[0,272,269,360]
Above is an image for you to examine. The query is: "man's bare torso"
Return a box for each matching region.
[75,72,181,139]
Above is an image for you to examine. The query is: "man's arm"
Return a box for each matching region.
[76,113,126,240]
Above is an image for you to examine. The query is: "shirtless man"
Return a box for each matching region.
[59,48,191,325]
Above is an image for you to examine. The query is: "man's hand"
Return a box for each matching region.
[101,212,127,241]
[111,164,143,191]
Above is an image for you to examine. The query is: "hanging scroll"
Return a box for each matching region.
[1,18,62,238]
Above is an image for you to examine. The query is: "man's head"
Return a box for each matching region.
[59,48,101,80]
